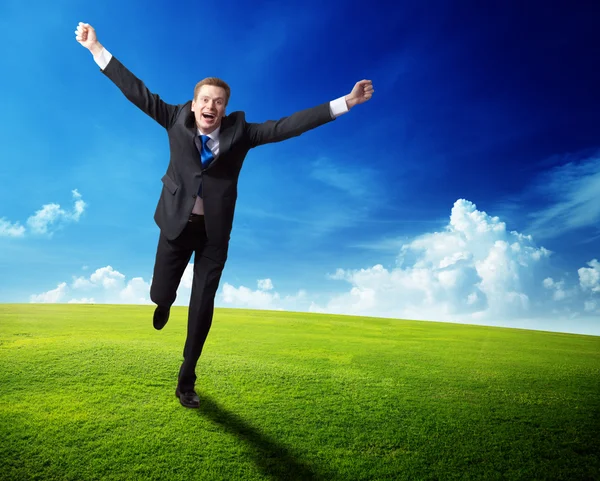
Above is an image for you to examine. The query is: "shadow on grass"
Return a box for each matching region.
[197,394,326,481]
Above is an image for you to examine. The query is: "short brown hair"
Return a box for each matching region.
[194,77,231,106]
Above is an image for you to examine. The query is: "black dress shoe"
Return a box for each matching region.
[153,306,170,330]
[175,388,200,408]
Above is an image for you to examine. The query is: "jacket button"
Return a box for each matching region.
[192,194,197,199]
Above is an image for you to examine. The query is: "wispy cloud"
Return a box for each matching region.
[237,155,381,239]
[310,157,377,199]
[1,189,86,238]
[526,152,600,239]
[350,236,409,253]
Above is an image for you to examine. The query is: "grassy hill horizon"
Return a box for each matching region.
[1,304,598,480]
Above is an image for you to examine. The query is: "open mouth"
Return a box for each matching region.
[202,113,216,121]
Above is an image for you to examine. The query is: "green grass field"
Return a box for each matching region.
[1,304,598,480]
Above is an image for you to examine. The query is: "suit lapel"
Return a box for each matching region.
[204,116,234,171]
[185,108,198,137]
[215,117,234,158]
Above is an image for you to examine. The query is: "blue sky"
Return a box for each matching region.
[1,0,599,335]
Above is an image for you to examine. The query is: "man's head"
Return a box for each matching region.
[191,77,230,134]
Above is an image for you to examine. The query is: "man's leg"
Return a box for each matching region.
[149,230,194,318]
[177,243,227,394]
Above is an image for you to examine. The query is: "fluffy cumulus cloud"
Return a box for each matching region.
[311,199,599,325]
[31,264,309,312]
[0,218,26,237]
[219,279,307,311]
[30,282,69,303]
[257,278,274,291]
[30,265,152,305]
[542,277,569,301]
[1,189,86,237]
[540,258,600,318]
[578,259,600,293]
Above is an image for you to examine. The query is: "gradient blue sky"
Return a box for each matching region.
[1,0,599,335]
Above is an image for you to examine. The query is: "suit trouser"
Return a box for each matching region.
[149,214,226,391]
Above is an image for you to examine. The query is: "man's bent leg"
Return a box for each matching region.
[150,231,193,309]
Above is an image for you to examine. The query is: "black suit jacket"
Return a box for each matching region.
[100,56,337,260]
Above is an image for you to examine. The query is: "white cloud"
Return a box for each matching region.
[31,263,303,311]
[257,278,274,291]
[221,283,282,310]
[219,278,307,311]
[311,157,375,198]
[71,189,85,220]
[312,199,554,322]
[72,276,93,289]
[578,259,600,293]
[312,200,600,333]
[90,266,126,290]
[27,190,87,236]
[120,277,151,304]
[0,218,25,237]
[68,298,95,304]
[527,152,600,238]
[1,190,86,238]
[27,204,63,235]
[30,266,150,305]
[30,282,68,303]
[543,277,569,301]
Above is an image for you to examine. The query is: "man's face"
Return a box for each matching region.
[192,85,227,134]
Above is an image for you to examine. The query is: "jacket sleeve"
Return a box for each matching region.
[244,102,335,148]
[101,56,183,130]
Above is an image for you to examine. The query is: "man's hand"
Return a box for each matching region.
[75,22,103,56]
[345,80,374,109]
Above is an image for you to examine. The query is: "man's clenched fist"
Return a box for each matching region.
[75,22,102,55]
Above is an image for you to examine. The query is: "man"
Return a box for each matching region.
[75,22,374,408]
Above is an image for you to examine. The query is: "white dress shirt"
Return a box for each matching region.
[93,48,349,215]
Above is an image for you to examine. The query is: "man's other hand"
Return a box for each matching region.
[345,80,374,109]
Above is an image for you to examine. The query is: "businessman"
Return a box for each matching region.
[75,22,374,408]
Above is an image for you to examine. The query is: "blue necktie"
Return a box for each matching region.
[199,134,214,168]
[196,134,214,198]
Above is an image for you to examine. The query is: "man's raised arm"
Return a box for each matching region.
[74,22,182,130]
[244,79,375,148]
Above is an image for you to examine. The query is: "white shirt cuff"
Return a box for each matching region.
[93,48,112,70]
[329,96,349,118]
